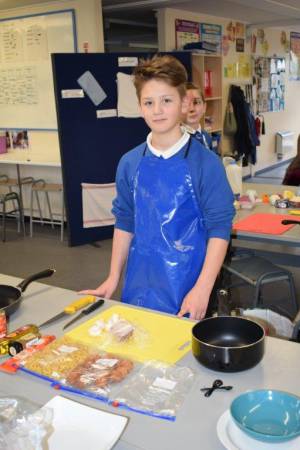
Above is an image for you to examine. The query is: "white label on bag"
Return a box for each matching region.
[152,377,177,391]
[58,345,78,353]
[94,358,119,368]
[51,371,60,379]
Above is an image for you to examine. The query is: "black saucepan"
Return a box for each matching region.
[0,269,55,316]
[192,315,265,372]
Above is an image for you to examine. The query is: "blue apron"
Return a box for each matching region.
[122,138,207,314]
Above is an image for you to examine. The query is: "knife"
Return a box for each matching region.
[63,298,105,330]
[39,295,96,328]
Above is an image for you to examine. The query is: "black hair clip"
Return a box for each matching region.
[200,379,233,397]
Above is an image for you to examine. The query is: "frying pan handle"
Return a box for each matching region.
[17,269,56,292]
[282,220,300,226]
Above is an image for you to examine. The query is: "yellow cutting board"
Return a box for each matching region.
[66,305,193,364]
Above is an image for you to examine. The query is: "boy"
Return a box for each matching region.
[183,82,213,150]
[81,55,235,320]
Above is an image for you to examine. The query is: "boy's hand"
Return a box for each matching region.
[79,275,119,300]
[177,286,210,320]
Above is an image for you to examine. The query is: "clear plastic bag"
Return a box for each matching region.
[0,396,52,450]
[112,361,195,420]
[242,308,294,339]
[64,352,135,400]
[23,336,92,382]
[87,313,149,350]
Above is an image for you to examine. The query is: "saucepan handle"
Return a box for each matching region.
[17,269,56,292]
[282,220,300,226]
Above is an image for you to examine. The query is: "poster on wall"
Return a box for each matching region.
[236,38,244,52]
[200,23,222,53]
[235,22,245,39]
[290,31,300,80]
[254,57,285,113]
[175,19,199,50]
[0,10,76,130]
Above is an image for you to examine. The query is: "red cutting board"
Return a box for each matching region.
[233,213,300,235]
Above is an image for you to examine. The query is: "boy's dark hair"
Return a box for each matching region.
[133,54,187,100]
[185,82,205,102]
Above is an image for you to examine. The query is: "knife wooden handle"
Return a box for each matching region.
[64,296,96,314]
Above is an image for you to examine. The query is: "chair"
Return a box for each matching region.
[222,249,299,320]
[0,174,34,210]
[30,179,64,241]
[0,192,25,242]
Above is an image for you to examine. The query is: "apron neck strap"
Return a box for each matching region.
[184,136,192,158]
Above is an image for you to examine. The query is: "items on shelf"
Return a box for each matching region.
[175,19,222,54]
[204,70,213,96]
[192,54,223,135]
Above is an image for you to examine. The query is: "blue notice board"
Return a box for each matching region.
[52,52,192,246]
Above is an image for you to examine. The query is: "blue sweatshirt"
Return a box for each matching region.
[112,138,235,240]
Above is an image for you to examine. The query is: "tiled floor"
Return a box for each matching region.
[246,162,289,185]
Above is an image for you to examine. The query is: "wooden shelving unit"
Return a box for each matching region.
[191,54,223,134]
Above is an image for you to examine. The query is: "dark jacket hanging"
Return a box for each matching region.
[230,85,259,166]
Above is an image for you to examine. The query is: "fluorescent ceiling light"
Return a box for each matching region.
[103,0,169,11]
[128,42,158,48]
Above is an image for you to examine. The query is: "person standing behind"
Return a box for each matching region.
[182,82,213,150]
[282,134,300,186]
[80,55,235,320]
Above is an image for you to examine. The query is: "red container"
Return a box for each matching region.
[204,70,212,97]
[0,134,7,154]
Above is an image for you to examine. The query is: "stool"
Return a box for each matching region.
[30,179,64,241]
[0,192,25,242]
[222,252,299,320]
[0,174,34,211]
[0,174,34,191]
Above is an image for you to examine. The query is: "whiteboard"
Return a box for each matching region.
[0,10,76,130]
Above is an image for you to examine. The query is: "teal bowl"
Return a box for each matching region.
[230,390,300,443]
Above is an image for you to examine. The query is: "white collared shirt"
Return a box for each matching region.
[181,123,202,135]
[147,131,190,159]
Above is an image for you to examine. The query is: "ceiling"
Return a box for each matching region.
[102,0,300,26]
[2,0,300,51]
[0,0,300,25]
[102,0,300,51]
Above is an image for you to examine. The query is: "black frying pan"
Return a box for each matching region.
[0,269,55,316]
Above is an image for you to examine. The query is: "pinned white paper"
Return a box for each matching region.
[118,56,138,67]
[61,89,84,99]
[81,182,116,228]
[117,72,141,118]
[96,109,117,119]
[77,71,107,106]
